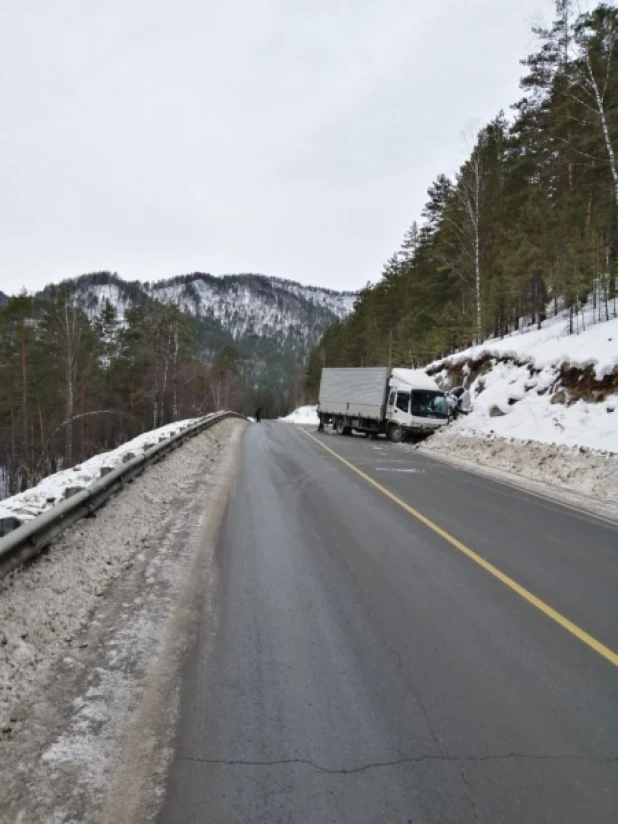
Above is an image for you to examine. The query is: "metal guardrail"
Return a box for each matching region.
[0,412,245,580]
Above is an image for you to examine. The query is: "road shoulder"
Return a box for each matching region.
[0,419,246,824]
[412,438,618,525]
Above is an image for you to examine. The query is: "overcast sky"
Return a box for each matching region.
[1,0,559,295]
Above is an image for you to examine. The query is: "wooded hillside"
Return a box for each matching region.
[306,2,618,396]
[1,268,353,498]
[0,287,252,497]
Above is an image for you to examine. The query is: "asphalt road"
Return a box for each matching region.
[159,422,618,824]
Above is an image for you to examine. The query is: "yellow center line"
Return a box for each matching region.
[303,431,618,668]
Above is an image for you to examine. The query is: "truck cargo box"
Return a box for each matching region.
[318,367,390,421]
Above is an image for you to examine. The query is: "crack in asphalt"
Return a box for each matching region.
[333,551,484,818]
[293,439,482,818]
[176,751,618,774]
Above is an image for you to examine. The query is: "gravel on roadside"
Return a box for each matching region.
[0,418,244,735]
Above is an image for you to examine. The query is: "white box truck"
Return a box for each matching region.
[317,367,449,442]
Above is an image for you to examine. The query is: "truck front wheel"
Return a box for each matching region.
[387,423,403,443]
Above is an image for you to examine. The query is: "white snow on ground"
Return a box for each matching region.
[418,302,618,510]
[280,405,320,426]
[0,419,245,822]
[429,306,618,454]
[0,416,211,525]
[441,368,618,453]
[433,303,618,379]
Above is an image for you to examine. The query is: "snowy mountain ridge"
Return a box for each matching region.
[47,272,355,343]
[36,271,356,389]
[147,273,355,344]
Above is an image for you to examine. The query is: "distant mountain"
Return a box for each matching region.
[0,291,8,307]
[38,272,356,389]
[149,272,354,339]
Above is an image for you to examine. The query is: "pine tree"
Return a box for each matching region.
[305,2,618,391]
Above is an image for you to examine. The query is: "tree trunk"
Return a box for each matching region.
[159,326,172,426]
[66,357,74,465]
[38,404,45,474]
[20,327,28,462]
[172,326,179,421]
[585,50,618,209]
[80,381,86,460]
[474,218,481,344]
[10,404,16,494]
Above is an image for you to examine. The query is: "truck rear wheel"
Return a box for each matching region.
[387,423,403,443]
[336,417,352,436]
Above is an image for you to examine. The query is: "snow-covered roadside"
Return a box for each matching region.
[417,426,618,519]
[431,302,618,381]
[0,415,211,526]
[0,418,246,822]
[280,405,320,426]
[416,305,618,513]
[428,308,618,454]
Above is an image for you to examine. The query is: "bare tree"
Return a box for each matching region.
[437,136,487,344]
[42,289,89,464]
[172,324,179,421]
[210,346,239,411]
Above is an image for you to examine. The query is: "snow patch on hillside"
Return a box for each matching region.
[62,273,356,351]
[79,283,133,323]
[432,306,618,380]
[149,276,355,343]
[282,281,356,318]
[0,417,208,527]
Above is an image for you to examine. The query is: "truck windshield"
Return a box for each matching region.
[410,390,449,419]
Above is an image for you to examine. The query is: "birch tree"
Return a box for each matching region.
[456,142,485,343]
[40,288,93,465]
[210,346,239,410]
[572,5,618,208]
[527,2,618,209]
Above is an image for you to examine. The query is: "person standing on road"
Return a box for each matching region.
[255,407,262,423]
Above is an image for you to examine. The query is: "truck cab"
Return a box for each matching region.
[385,369,449,440]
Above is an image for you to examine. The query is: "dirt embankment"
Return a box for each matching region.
[428,353,618,406]
[558,363,618,403]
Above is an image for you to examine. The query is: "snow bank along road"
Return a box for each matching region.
[161,422,618,824]
[0,418,246,824]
